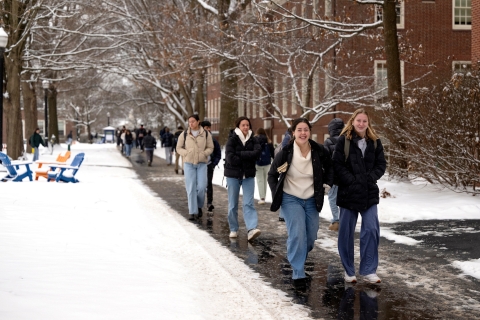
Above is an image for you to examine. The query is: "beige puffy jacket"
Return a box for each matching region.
[176,127,214,164]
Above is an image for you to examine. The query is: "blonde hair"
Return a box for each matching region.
[340,108,379,141]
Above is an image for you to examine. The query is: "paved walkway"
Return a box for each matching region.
[126,147,480,320]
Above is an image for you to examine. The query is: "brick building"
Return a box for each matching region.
[205,0,472,145]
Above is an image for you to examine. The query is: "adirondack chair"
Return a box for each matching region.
[47,152,85,183]
[0,152,34,182]
[35,151,71,180]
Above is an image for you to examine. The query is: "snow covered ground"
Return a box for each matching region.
[0,143,479,319]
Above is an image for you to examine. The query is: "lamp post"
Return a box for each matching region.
[42,80,50,148]
[107,112,110,126]
[0,28,8,151]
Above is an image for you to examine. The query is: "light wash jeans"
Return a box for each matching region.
[255,164,270,199]
[226,177,258,232]
[338,205,379,277]
[328,185,340,223]
[183,162,208,215]
[281,193,319,279]
[33,147,39,161]
[165,147,172,164]
[125,144,132,156]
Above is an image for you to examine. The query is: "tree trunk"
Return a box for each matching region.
[48,85,59,145]
[5,51,24,159]
[195,68,206,120]
[383,0,408,178]
[219,58,238,145]
[21,77,37,154]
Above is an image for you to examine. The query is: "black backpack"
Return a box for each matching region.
[256,142,271,166]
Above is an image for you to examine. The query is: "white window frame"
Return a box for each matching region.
[374,60,404,103]
[58,120,65,137]
[38,120,46,137]
[376,2,404,30]
[452,0,471,30]
[282,78,288,116]
[452,61,472,73]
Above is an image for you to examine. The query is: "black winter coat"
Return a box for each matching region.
[332,133,387,212]
[268,140,333,212]
[224,130,261,179]
[255,134,275,166]
[324,118,345,156]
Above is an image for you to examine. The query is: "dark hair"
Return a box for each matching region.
[201,120,212,127]
[291,118,312,132]
[255,127,271,143]
[147,130,152,135]
[177,125,184,130]
[234,116,253,131]
[188,114,200,121]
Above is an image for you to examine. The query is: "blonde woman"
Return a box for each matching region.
[332,108,386,284]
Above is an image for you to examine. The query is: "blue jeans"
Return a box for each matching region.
[125,144,132,156]
[338,205,379,276]
[183,162,207,215]
[226,177,258,232]
[281,193,319,279]
[33,147,39,161]
[328,185,339,223]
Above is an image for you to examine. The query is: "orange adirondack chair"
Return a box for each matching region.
[35,151,71,180]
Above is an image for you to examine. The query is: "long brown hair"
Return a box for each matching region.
[340,108,379,141]
[255,127,271,143]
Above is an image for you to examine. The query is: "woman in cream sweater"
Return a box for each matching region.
[268,118,333,290]
[176,114,214,220]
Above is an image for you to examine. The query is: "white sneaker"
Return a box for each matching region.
[363,273,381,284]
[229,231,238,238]
[258,199,265,205]
[247,229,261,241]
[344,272,357,283]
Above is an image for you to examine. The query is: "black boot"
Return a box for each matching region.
[198,208,203,218]
[293,278,307,291]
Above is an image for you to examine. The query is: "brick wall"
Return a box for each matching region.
[473,0,480,66]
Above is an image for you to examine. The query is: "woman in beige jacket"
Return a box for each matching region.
[176,114,214,220]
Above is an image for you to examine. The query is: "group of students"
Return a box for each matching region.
[176,109,386,291]
[117,125,157,166]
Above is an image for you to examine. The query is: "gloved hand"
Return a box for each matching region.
[323,184,331,193]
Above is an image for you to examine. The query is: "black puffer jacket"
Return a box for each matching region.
[255,134,275,166]
[268,140,333,212]
[224,129,261,179]
[332,133,387,212]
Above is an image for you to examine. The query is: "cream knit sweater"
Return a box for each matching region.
[283,141,314,199]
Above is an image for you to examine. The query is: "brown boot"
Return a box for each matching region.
[328,222,339,231]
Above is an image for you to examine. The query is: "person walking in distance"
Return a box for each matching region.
[173,126,184,174]
[254,128,274,205]
[176,115,214,220]
[161,127,174,165]
[224,116,262,242]
[137,124,147,152]
[29,128,46,161]
[143,130,157,166]
[124,129,134,157]
[200,121,222,215]
[333,108,386,284]
[268,118,333,290]
[324,118,345,231]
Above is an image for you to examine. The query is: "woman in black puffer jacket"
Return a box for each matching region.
[224,116,262,242]
[332,108,386,285]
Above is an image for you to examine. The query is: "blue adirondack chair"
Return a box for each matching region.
[0,152,34,182]
[47,152,85,183]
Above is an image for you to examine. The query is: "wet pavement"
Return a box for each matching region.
[127,148,480,319]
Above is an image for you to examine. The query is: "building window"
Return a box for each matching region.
[58,120,65,137]
[374,60,404,104]
[375,61,388,103]
[38,120,45,136]
[376,2,404,29]
[453,61,472,73]
[282,78,288,116]
[452,0,471,30]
